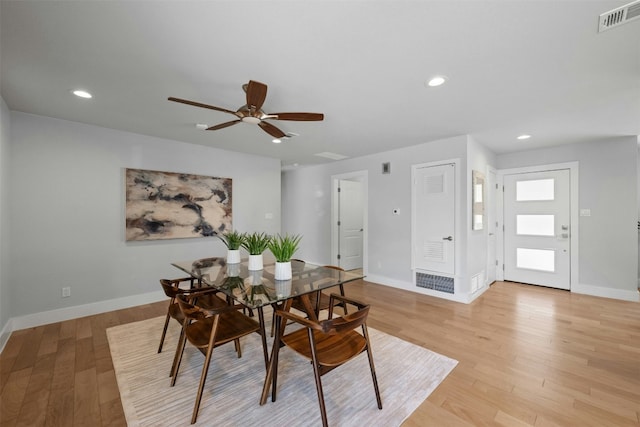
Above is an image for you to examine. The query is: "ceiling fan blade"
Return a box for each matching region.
[245,80,268,111]
[207,120,241,131]
[258,121,287,138]
[168,97,237,116]
[270,112,324,121]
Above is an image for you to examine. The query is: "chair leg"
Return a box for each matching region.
[191,344,215,424]
[234,338,242,357]
[170,327,185,377]
[170,326,188,386]
[308,329,329,427]
[157,311,172,353]
[363,326,383,409]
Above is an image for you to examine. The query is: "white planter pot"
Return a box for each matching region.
[227,262,240,277]
[248,254,263,271]
[227,249,241,264]
[275,279,292,298]
[274,261,292,280]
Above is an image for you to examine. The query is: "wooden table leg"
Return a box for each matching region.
[256,306,269,369]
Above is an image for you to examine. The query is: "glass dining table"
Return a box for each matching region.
[171,257,364,367]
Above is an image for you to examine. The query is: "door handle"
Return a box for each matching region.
[442,236,453,241]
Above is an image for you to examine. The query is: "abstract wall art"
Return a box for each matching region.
[125,168,232,241]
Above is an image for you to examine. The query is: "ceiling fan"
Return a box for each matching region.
[168,80,324,138]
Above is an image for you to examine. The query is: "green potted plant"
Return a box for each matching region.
[268,233,302,280]
[215,230,246,263]
[242,231,271,270]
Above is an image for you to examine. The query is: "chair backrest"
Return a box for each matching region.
[160,279,183,298]
[319,304,369,334]
[176,293,210,322]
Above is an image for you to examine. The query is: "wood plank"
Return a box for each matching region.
[15,353,56,427]
[44,337,75,427]
[73,368,100,426]
[0,367,32,422]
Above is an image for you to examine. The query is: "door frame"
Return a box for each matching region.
[486,166,497,286]
[497,161,579,291]
[331,170,368,272]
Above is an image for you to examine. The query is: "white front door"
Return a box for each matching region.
[412,163,455,275]
[338,179,363,270]
[504,169,571,290]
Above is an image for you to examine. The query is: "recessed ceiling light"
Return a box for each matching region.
[517,134,531,140]
[272,138,282,144]
[195,123,208,130]
[426,76,447,87]
[72,89,92,99]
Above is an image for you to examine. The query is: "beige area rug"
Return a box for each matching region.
[107,312,458,426]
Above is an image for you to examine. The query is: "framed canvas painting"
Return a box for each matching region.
[125,168,232,241]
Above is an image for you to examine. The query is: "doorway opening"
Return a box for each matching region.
[331,171,368,273]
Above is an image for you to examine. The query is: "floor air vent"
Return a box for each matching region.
[416,272,454,294]
[599,0,640,32]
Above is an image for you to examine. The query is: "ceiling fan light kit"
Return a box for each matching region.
[169,80,324,139]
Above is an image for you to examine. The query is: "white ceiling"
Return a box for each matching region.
[2,1,639,167]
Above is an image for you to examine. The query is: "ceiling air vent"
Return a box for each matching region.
[599,0,640,32]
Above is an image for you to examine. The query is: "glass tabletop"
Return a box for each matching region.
[171,257,364,309]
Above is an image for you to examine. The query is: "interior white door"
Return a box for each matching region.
[504,169,571,290]
[338,179,363,270]
[413,163,455,275]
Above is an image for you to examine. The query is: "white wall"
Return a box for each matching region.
[0,97,10,342]
[282,135,485,300]
[497,137,638,300]
[7,112,281,323]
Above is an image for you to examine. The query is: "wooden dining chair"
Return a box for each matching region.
[172,292,266,424]
[157,278,227,354]
[290,265,348,317]
[262,294,382,427]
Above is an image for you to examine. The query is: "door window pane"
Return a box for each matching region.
[516,215,555,236]
[516,179,554,201]
[516,248,555,272]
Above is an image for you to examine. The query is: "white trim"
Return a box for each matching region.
[330,170,368,274]
[496,161,579,291]
[486,165,497,286]
[573,282,640,302]
[0,290,165,353]
[0,319,14,353]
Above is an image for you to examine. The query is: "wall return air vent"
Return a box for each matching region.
[599,0,640,32]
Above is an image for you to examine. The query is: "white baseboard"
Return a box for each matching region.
[364,273,477,304]
[0,290,165,353]
[0,319,13,354]
[572,282,640,302]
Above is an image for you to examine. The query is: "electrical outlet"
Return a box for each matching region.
[62,286,71,298]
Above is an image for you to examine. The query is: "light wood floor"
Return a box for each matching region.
[1,281,639,426]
